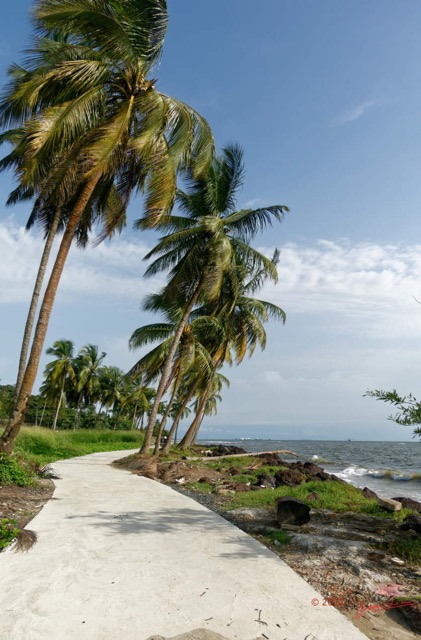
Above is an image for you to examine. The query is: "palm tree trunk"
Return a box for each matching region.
[52,381,65,431]
[161,387,195,455]
[14,210,61,401]
[39,398,47,427]
[191,409,206,446]
[178,389,209,449]
[153,383,178,455]
[0,175,100,454]
[131,402,138,430]
[74,390,84,430]
[140,279,204,455]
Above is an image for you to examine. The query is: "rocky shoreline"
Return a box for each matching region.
[116,445,421,640]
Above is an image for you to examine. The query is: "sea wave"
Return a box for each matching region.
[338,465,421,482]
[311,454,335,465]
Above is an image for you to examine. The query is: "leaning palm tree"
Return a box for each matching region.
[0,0,214,454]
[139,144,288,453]
[178,370,229,448]
[41,339,76,430]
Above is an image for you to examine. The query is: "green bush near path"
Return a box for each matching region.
[0,518,19,550]
[0,453,32,486]
[14,426,143,467]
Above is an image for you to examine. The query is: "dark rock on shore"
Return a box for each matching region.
[362,486,379,500]
[255,473,277,488]
[206,445,247,457]
[276,496,311,526]
[274,468,306,487]
[400,514,421,534]
[393,496,421,513]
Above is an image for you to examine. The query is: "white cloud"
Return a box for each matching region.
[332,98,382,125]
[0,221,163,305]
[1,221,420,439]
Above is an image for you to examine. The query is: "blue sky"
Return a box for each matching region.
[2,1,421,440]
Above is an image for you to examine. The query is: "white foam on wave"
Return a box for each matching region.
[337,465,369,480]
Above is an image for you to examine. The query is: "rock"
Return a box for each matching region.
[377,497,402,512]
[274,468,306,487]
[207,445,247,457]
[255,473,277,488]
[280,523,301,532]
[400,514,421,534]
[147,630,231,640]
[306,491,320,501]
[232,482,251,492]
[393,496,421,513]
[303,461,324,475]
[275,496,311,526]
[256,453,283,466]
[228,507,274,523]
[390,557,405,566]
[215,488,235,496]
[362,487,379,500]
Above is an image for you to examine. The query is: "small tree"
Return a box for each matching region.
[364,388,421,438]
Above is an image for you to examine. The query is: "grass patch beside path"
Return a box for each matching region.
[14,426,143,467]
[190,478,414,521]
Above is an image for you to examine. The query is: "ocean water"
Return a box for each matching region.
[199,439,421,502]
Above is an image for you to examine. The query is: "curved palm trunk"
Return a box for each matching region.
[162,384,198,454]
[14,210,61,401]
[140,280,203,455]
[0,176,100,454]
[178,389,210,449]
[191,409,206,446]
[153,383,178,455]
[52,380,65,431]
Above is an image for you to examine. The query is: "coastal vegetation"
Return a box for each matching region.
[365,388,421,438]
[0,0,214,453]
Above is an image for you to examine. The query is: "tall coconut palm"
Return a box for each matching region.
[139,144,288,453]
[41,339,76,430]
[1,131,125,407]
[73,344,106,428]
[0,0,214,454]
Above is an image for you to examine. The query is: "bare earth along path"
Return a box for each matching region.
[0,450,369,640]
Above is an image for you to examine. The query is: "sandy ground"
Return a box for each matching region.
[0,450,369,640]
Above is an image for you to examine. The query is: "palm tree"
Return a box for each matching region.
[73,344,106,428]
[98,366,127,420]
[0,0,214,454]
[41,339,76,430]
[139,144,288,453]
[178,371,229,449]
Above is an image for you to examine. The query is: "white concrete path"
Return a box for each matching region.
[0,450,369,640]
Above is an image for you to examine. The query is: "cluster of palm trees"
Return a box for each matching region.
[130,145,287,454]
[38,340,153,431]
[0,1,288,456]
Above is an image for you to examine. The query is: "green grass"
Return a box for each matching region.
[14,426,143,466]
[185,481,214,494]
[221,480,415,520]
[0,453,32,486]
[0,518,19,550]
[263,529,291,546]
[381,537,421,564]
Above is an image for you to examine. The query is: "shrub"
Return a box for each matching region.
[0,518,20,550]
[0,454,31,486]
